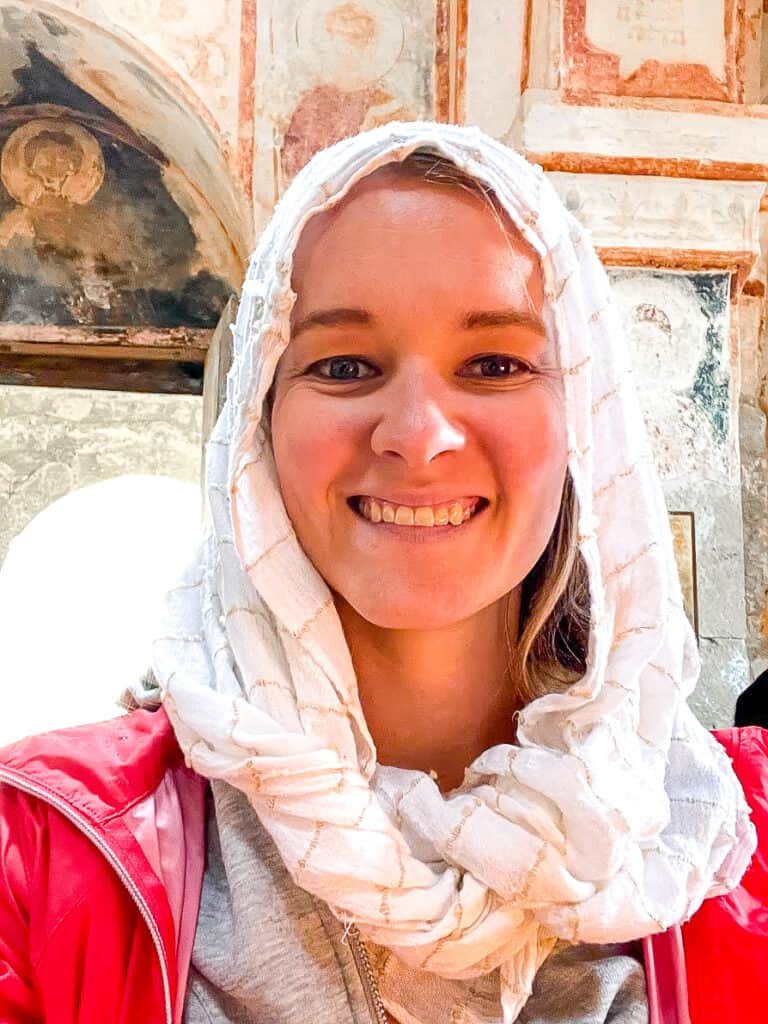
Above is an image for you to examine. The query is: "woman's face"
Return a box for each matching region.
[271,169,568,629]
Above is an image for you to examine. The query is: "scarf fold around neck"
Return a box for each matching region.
[153,121,755,1023]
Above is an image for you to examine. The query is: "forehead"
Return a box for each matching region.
[290,169,544,316]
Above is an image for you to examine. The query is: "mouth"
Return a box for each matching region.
[347,495,489,528]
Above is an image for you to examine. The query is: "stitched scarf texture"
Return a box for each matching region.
[154,121,756,1023]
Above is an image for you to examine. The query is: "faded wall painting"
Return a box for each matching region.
[0,50,232,327]
[253,0,438,215]
[608,269,734,481]
[609,267,747,724]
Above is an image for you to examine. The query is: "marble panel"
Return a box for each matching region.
[549,173,763,256]
[691,637,749,730]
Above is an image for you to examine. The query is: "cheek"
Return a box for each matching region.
[271,393,361,512]
[490,389,568,502]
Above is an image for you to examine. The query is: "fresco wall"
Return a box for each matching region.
[0,51,232,326]
[0,0,767,727]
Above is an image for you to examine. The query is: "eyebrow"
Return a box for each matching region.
[291,305,546,339]
[461,308,546,335]
[291,307,373,338]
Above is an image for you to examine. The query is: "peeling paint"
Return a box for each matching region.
[609,269,733,478]
[38,12,68,38]
[689,273,730,442]
[280,81,414,178]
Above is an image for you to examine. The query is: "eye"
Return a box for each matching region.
[308,356,377,381]
[460,355,534,379]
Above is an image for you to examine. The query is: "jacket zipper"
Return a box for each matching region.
[347,923,389,1024]
[0,768,173,1024]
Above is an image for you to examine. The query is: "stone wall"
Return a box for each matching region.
[0,385,202,564]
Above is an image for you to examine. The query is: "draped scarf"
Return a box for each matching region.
[154,121,755,1023]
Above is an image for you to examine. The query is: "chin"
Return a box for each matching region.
[356,607,461,630]
[338,583,491,631]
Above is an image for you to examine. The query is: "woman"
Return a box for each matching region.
[0,121,756,1024]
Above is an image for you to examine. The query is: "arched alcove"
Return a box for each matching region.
[0,0,252,282]
[0,4,249,616]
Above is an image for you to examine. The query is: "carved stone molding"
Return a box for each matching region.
[548,171,766,281]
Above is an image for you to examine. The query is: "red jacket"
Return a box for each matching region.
[680,727,768,1024]
[0,708,205,1024]
[0,708,764,1024]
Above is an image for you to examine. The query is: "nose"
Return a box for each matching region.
[369,363,466,467]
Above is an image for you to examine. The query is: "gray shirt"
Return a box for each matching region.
[184,782,649,1024]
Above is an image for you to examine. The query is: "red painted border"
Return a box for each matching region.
[434,0,468,123]
[434,0,451,121]
[454,0,468,123]
[526,149,768,182]
[520,0,533,93]
[236,0,257,196]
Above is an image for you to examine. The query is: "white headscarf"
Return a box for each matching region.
[154,122,755,1022]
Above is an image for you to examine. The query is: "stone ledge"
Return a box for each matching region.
[520,89,768,181]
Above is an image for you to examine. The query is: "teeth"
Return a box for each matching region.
[357,497,480,528]
[448,502,464,526]
[414,507,434,526]
[394,506,414,526]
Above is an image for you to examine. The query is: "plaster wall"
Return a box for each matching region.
[464,1,525,138]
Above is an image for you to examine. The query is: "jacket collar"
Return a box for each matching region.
[0,705,182,822]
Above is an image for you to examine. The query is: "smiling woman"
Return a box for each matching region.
[269,155,582,788]
[0,122,756,1024]
[269,154,589,714]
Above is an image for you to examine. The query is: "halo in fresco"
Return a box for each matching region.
[295,0,404,90]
